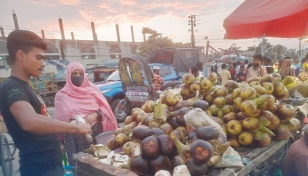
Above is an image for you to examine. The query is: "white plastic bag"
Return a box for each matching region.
[184,108,226,136]
[173,165,191,176]
[155,170,171,176]
[215,146,244,168]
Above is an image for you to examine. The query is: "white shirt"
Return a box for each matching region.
[236,65,241,74]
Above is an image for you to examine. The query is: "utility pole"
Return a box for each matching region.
[204,41,210,77]
[261,36,267,56]
[261,36,264,56]
[299,38,301,59]
[188,15,196,48]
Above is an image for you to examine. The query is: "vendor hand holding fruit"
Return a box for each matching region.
[55,61,118,166]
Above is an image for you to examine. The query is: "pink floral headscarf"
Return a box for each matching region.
[54,61,118,132]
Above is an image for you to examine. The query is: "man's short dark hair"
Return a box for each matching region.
[191,65,199,73]
[196,62,203,70]
[253,54,263,62]
[244,60,248,64]
[284,56,291,60]
[264,57,273,65]
[221,64,226,69]
[7,30,47,64]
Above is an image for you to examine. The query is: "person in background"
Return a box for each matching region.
[190,65,200,78]
[0,30,91,176]
[196,62,204,77]
[245,63,253,76]
[244,60,249,70]
[264,56,275,74]
[295,58,307,77]
[279,58,296,77]
[282,124,308,176]
[54,61,118,166]
[246,54,267,80]
[153,66,164,91]
[229,63,236,81]
[218,63,231,85]
[210,64,222,84]
[237,65,246,82]
[235,61,242,80]
[292,57,301,69]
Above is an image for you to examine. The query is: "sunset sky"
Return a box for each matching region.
[0,0,302,51]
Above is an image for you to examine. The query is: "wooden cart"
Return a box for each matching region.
[73,100,307,176]
[73,139,290,176]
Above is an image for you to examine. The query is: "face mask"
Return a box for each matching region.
[71,75,84,87]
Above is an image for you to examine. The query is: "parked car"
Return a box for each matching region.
[95,63,182,111]
[87,68,117,83]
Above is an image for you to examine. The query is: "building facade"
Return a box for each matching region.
[0,37,139,77]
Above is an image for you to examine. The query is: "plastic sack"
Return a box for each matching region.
[173,165,191,176]
[297,81,308,98]
[184,108,226,136]
[154,170,171,176]
[215,146,244,168]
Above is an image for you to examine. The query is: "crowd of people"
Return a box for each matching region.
[198,53,308,85]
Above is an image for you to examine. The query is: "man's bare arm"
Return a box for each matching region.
[9,101,91,135]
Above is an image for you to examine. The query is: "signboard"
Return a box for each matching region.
[126,90,148,102]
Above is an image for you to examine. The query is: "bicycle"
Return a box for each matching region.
[0,116,17,176]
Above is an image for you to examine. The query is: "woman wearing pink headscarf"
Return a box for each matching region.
[54,61,118,165]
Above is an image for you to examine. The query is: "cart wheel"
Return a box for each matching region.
[0,133,13,176]
[114,99,130,123]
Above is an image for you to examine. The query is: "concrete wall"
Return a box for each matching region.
[0,38,140,77]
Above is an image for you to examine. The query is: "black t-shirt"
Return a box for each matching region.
[0,76,62,175]
[237,71,246,82]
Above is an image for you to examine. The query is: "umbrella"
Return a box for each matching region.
[224,0,308,39]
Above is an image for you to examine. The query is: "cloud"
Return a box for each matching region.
[54,0,221,24]
[58,0,80,6]
[0,0,300,50]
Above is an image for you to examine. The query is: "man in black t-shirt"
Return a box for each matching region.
[0,30,92,176]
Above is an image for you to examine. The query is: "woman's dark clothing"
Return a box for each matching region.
[64,121,102,165]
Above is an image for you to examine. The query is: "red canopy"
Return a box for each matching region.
[224,0,308,39]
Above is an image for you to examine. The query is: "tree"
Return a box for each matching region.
[247,46,256,51]
[255,41,273,57]
[138,27,185,56]
[272,44,287,61]
[285,49,297,58]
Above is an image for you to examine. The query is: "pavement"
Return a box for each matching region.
[0,136,20,176]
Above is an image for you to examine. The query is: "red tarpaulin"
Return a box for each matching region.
[224,0,308,39]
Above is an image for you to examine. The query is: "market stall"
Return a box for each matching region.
[72,71,305,176]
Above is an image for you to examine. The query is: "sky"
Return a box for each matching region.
[0,0,303,52]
